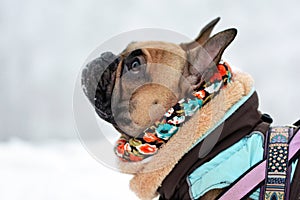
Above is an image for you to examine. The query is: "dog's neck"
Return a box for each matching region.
[114,62,233,162]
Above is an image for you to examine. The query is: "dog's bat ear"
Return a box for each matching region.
[185,28,237,86]
[180,17,220,51]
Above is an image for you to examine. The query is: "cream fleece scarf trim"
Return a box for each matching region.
[119,71,254,200]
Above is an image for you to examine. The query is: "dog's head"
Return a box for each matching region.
[81,18,237,137]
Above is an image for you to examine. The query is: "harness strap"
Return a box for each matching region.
[260,127,292,200]
[290,120,300,200]
[218,128,300,200]
[290,160,300,200]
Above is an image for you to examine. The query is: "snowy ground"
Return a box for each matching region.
[0,139,144,200]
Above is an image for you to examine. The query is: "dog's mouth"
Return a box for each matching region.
[81,51,120,125]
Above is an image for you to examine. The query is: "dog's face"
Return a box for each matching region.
[82,18,237,137]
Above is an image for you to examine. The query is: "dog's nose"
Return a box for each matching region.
[81,52,117,100]
[81,51,119,123]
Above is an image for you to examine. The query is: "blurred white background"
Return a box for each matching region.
[0,0,299,199]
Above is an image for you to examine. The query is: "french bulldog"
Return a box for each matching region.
[81,17,253,200]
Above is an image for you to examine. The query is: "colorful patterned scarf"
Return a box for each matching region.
[114,62,233,162]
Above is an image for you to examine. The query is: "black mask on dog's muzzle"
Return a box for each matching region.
[81,51,119,124]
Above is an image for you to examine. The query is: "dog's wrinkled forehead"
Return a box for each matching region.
[123,41,187,71]
[125,41,184,54]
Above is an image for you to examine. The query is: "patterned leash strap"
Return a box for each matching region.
[260,126,293,200]
[218,126,300,200]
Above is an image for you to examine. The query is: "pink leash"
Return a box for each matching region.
[218,129,300,200]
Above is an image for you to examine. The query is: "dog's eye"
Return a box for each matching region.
[125,56,145,74]
[130,59,141,73]
[123,50,145,75]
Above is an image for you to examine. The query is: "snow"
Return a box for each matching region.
[0,139,142,200]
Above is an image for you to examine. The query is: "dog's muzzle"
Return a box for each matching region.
[81,51,119,124]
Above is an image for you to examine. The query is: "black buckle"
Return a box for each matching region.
[261,113,273,124]
[293,119,300,127]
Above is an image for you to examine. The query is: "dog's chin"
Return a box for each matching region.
[113,124,143,138]
[109,102,170,138]
[112,116,147,138]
